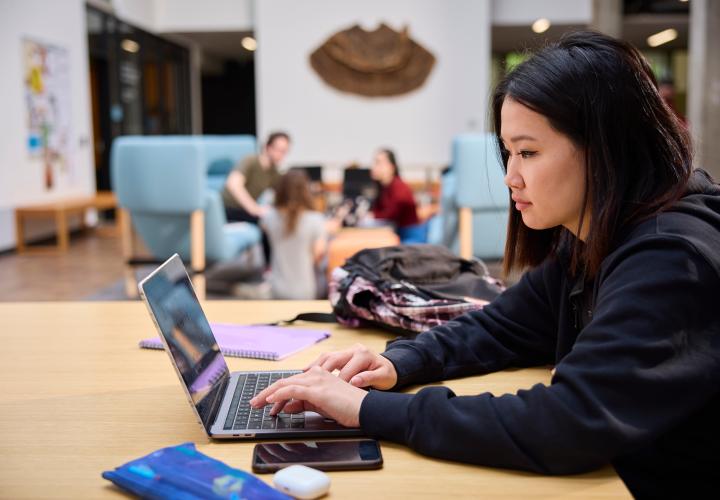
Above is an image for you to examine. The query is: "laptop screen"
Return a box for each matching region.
[290,165,323,182]
[140,255,230,430]
[342,168,377,200]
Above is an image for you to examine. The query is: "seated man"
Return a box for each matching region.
[221,131,291,223]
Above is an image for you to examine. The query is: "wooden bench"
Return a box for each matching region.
[14,191,117,254]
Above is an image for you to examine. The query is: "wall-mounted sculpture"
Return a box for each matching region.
[310,23,436,97]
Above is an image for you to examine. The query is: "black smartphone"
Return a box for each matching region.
[251,439,383,473]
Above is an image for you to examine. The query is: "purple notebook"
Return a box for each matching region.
[139,323,331,361]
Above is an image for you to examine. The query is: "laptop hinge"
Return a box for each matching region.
[207,375,230,429]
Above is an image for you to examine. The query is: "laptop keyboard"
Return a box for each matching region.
[223,371,305,431]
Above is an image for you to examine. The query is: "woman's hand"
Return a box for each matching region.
[306,344,398,390]
[249,367,368,428]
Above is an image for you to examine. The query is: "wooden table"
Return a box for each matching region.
[0,301,629,499]
[14,191,117,254]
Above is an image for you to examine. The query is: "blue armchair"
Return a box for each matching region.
[431,133,509,260]
[111,136,261,297]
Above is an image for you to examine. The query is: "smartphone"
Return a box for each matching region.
[251,439,383,473]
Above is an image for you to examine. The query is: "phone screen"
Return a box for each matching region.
[253,439,382,471]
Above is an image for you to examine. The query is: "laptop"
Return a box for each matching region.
[342,167,377,200]
[290,165,323,183]
[138,254,364,439]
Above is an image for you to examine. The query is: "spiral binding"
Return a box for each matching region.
[138,340,279,360]
[223,349,278,361]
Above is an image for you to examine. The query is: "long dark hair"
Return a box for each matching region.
[379,148,400,177]
[493,30,692,278]
[274,170,314,235]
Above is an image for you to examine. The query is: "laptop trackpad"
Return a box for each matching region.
[303,412,351,430]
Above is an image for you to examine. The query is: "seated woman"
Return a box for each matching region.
[252,31,720,497]
[369,149,425,243]
[261,170,328,300]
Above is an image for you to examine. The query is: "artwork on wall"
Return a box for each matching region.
[310,23,436,98]
[23,38,73,190]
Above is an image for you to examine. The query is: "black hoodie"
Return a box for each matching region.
[359,170,720,497]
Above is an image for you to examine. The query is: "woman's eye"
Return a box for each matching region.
[519,150,536,159]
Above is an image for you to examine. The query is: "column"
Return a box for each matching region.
[688,0,720,179]
[590,0,622,38]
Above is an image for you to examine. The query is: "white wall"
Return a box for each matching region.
[155,0,253,32]
[255,0,491,179]
[111,0,253,33]
[0,0,95,251]
[491,0,591,26]
[111,0,156,31]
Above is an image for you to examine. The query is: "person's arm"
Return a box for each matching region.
[371,196,400,222]
[302,256,562,390]
[372,183,408,222]
[313,236,327,264]
[325,203,350,235]
[361,237,720,474]
[225,170,264,217]
[312,213,327,264]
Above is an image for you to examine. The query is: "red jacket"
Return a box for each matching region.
[372,176,419,228]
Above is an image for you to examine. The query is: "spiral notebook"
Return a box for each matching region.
[139,323,331,361]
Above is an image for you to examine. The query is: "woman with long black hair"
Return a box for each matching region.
[252,31,720,496]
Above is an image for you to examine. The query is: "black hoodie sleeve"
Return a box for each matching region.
[361,236,720,474]
[380,255,562,388]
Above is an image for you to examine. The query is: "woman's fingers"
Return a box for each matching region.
[266,384,313,405]
[269,400,289,415]
[320,352,356,373]
[349,368,393,389]
[304,345,374,373]
[252,367,324,408]
[249,365,369,428]
[251,375,295,407]
[279,399,306,414]
[337,353,373,382]
[304,352,330,371]
[250,367,367,428]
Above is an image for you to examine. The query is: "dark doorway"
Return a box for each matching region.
[89,57,111,191]
[86,5,192,194]
[202,59,256,135]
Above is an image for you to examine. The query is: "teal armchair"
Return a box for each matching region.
[111,136,261,297]
[431,134,509,259]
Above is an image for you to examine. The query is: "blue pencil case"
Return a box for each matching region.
[102,442,291,499]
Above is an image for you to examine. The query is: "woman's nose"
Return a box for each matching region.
[504,159,524,190]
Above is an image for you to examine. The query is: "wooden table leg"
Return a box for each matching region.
[124,268,138,298]
[56,210,70,252]
[190,210,206,299]
[192,274,207,301]
[14,211,26,254]
[459,206,473,260]
[79,208,88,233]
[118,208,139,298]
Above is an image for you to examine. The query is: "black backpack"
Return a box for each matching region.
[326,244,504,336]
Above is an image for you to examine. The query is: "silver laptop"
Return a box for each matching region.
[139,254,363,439]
